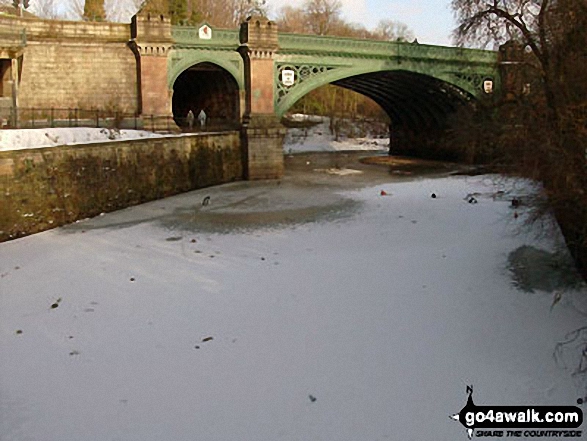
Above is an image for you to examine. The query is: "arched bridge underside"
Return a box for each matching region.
[332,70,472,133]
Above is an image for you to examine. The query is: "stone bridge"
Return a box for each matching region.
[0,10,504,180]
[168,20,497,121]
[137,14,498,178]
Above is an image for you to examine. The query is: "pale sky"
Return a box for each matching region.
[268,0,456,46]
[49,0,457,47]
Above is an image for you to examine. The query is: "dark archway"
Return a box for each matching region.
[172,62,240,130]
[331,70,474,157]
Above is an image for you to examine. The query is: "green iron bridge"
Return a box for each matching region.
[167,20,498,134]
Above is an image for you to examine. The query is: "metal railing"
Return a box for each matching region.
[0,107,242,134]
[5,108,172,132]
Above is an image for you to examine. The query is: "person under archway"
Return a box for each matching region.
[186,110,195,130]
[198,109,207,129]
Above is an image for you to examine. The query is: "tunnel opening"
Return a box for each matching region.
[172,62,240,130]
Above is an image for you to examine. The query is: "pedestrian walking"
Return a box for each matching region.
[186,110,195,130]
[198,109,207,128]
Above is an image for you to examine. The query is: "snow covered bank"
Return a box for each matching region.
[284,114,389,153]
[0,127,167,151]
[1,171,586,441]
[0,116,388,155]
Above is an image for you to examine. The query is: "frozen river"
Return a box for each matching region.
[1,153,586,440]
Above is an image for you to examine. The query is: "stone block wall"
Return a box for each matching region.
[0,132,243,241]
[243,116,286,179]
[1,16,139,114]
[18,42,138,112]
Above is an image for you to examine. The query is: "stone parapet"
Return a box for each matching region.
[0,132,243,241]
[1,15,130,43]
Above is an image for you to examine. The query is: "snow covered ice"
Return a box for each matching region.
[1,159,587,440]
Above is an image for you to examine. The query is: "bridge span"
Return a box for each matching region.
[0,8,505,180]
[158,15,498,177]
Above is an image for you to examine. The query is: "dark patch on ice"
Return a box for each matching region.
[507,245,584,293]
[160,198,361,234]
[165,236,183,242]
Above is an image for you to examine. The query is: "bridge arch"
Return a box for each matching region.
[275,63,482,118]
[275,62,487,152]
[171,61,242,129]
[169,52,244,90]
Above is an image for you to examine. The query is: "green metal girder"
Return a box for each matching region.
[169,24,499,117]
[168,48,245,90]
[274,56,498,117]
[168,25,244,89]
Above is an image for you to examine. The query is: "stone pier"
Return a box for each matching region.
[239,16,286,180]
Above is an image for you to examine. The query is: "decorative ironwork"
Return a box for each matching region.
[275,63,337,104]
[450,72,489,93]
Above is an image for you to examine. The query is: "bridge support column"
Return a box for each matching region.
[131,13,175,131]
[239,16,286,180]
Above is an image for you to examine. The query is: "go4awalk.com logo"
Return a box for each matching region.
[450,386,583,438]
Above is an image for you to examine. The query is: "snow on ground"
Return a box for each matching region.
[1,171,586,441]
[284,114,389,154]
[0,127,167,151]
[0,114,386,154]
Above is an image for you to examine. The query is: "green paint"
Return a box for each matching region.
[169,24,499,117]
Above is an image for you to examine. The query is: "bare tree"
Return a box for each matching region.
[69,0,85,19]
[275,5,306,33]
[30,0,58,19]
[451,0,571,119]
[234,0,267,24]
[374,19,414,42]
[105,0,144,22]
[451,0,587,281]
[303,0,341,35]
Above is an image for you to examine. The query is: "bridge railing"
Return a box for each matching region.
[171,26,239,48]
[0,107,242,134]
[169,23,497,65]
[277,32,497,64]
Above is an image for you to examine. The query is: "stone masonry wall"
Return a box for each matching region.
[0,132,243,241]
[3,16,138,113]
